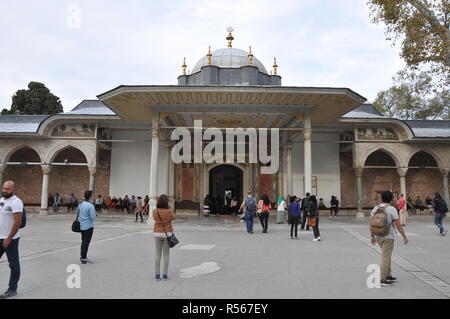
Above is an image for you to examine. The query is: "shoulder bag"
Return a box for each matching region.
[157,209,179,248]
[72,205,81,233]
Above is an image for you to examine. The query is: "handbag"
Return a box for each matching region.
[307,217,316,228]
[72,207,81,233]
[156,209,179,248]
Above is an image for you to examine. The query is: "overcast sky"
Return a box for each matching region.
[0,0,405,112]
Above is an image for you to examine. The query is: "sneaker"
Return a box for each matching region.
[80,258,93,264]
[386,276,397,282]
[0,290,17,299]
[380,280,394,286]
[163,274,168,281]
[155,275,161,281]
[313,238,320,242]
[442,230,448,236]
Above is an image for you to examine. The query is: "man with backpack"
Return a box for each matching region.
[370,190,409,286]
[239,191,257,234]
[0,181,24,299]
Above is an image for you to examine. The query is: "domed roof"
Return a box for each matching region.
[192,47,268,74]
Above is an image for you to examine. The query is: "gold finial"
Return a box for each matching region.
[207,46,212,65]
[226,26,234,48]
[273,57,278,75]
[248,46,254,65]
[182,57,187,75]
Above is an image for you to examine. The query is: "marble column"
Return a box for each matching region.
[277,151,283,197]
[88,165,96,192]
[148,111,160,223]
[355,167,364,218]
[40,165,52,215]
[304,112,312,194]
[441,168,450,205]
[397,167,408,197]
[286,142,293,196]
[282,147,287,197]
[168,148,175,201]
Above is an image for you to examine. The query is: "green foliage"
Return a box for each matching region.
[373,69,449,119]
[2,82,63,115]
[369,0,449,120]
[369,0,450,73]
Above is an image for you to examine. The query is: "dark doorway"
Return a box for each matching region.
[209,165,243,214]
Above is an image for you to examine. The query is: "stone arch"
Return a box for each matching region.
[362,147,402,168]
[47,144,92,165]
[205,163,248,203]
[2,145,43,205]
[51,146,88,164]
[2,144,43,164]
[406,149,442,168]
[208,164,245,211]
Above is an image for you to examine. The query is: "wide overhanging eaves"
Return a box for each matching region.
[97,85,367,124]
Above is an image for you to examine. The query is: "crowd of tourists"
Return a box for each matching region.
[0,178,448,298]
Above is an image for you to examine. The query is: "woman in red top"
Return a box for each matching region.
[257,194,271,233]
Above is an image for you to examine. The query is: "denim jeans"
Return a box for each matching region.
[435,213,445,233]
[245,211,254,233]
[0,238,20,292]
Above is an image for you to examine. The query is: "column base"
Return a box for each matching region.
[356,211,365,219]
[39,209,49,216]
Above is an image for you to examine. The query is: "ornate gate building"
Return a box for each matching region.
[0,30,449,214]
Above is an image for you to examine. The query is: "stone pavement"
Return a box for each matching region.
[0,213,449,299]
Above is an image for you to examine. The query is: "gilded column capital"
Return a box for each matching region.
[303,128,312,141]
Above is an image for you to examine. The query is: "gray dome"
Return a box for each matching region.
[192,48,268,74]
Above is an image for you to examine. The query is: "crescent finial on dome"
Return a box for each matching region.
[226,26,234,48]
[248,46,254,65]
[207,46,213,65]
[182,57,187,75]
[273,57,278,75]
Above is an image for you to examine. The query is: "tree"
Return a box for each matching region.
[369,0,450,74]
[373,69,449,119]
[1,82,63,115]
[369,0,449,119]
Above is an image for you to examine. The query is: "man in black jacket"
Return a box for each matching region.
[434,193,448,236]
[301,193,310,231]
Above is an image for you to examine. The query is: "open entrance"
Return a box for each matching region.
[208,165,243,214]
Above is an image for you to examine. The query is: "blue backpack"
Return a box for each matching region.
[245,197,257,211]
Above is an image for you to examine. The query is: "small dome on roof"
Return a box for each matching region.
[191,47,268,74]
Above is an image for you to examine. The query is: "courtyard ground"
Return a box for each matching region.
[1,213,449,299]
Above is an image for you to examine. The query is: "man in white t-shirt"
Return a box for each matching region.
[0,181,24,299]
